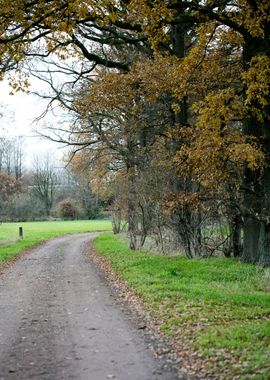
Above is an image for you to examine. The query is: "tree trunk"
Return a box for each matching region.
[258,221,270,267]
[242,35,270,265]
[126,138,139,250]
[170,22,200,257]
[258,162,270,266]
[127,196,138,250]
[230,214,242,257]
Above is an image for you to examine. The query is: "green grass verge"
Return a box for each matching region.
[93,233,270,380]
[0,220,112,263]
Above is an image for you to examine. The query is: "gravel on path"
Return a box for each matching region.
[0,233,182,380]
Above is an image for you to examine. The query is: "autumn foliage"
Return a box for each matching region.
[0,1,269,264]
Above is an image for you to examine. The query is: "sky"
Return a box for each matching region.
[0,78,67,169]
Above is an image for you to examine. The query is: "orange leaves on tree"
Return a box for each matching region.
[242,54,270,120]
[171,88,264,190]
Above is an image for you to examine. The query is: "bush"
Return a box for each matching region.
[2,193,45,221]
[57,198,79,220]
[86,203,102,219]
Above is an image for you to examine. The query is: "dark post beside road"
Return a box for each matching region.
[19,226,23,239]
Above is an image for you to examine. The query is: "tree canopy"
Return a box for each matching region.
[0,0,269,264]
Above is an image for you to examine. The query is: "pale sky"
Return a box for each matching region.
[0,78,67,168]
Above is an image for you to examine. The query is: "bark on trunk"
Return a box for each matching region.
[170,22,202,257]
[230,214,242,257]
[242,35,270,265]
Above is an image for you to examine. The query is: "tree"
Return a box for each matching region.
[0,172,23,220]
[0,136,25,179]
[31,156,57,217]
[122,1,270,264]
[0,0,269,264]
[172,1,270,265]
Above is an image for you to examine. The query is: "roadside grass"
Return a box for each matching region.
[93,233,270,380]
[0,220,111,263]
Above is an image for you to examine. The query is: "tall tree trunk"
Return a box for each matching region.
[126,135,139,250]
[170,22,202,257]
[127,195,138,250]
[258,144,270,266]
[242,35,270,265]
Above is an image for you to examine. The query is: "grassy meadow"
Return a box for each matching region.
[0,219,111,263]
[94,233,270,380]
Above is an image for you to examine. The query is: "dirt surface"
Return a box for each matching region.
[0,233,183,380]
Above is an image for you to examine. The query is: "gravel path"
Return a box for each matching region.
[0,233,181,380]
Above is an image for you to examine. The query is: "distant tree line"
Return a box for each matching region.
[0,140,104,221]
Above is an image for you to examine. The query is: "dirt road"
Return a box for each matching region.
[0,233,181,380]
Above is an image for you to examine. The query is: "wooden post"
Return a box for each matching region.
[19,226,23,238]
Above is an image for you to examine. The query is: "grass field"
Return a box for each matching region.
[0,219,112,263]
[94,233,270,380]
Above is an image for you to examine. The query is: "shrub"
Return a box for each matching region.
[57,198,79,220]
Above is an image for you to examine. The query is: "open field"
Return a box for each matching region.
[94,233,270,380]
[0,220,112,263]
